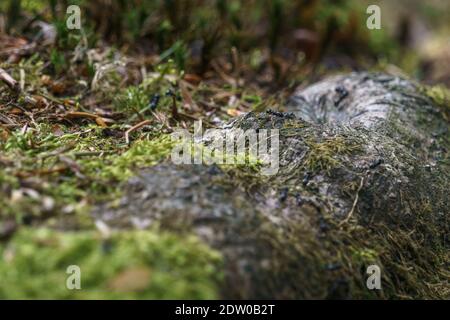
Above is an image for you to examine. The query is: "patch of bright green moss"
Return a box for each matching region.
[0,123,174,221]
[422,85,450,121]
[81,134,175,182]
[0,228,223,299]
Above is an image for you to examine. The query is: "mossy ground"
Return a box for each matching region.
[0,227,223,299]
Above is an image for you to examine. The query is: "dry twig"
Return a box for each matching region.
[339,176,365,226]
[125,120,152,144]
[0,68,20,93]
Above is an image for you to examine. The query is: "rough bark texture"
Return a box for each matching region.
[95,73,449,299]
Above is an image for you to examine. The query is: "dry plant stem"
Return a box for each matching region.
[0,113,16,125]
[0,68,20,92]
[171,95,179,118]
[73,151,116,158]
[65,111,100,119]
[39,142,77,160]
[340,176,365,226]
[125,119,152,144]
[65,111,109,127]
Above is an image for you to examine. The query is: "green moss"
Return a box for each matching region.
[19,0,48,12]
[114,60,181,118]
[422,85,450,121]
[304,136,361,172]
[423,85,450,106]
[81,134,175,182]
[7,54,46,93]
[0,227,223,299]
[351,247,379,265]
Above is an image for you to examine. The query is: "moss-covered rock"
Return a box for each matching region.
[95,72,449,299]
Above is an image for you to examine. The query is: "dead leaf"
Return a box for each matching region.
[51,125,64,137]
[227,108,244,117]
[10,107,23,114]
[33,95,49,108]
[108,267,152,292]
[95,117,107,127]
[0,127,10,141]
[183,73,202,85]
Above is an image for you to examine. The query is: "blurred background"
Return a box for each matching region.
[1,0,449,87]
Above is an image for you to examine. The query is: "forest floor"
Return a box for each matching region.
[0,0,449,298]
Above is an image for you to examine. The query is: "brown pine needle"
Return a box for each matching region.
[125,120,152,144]
[340,176,365,226]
